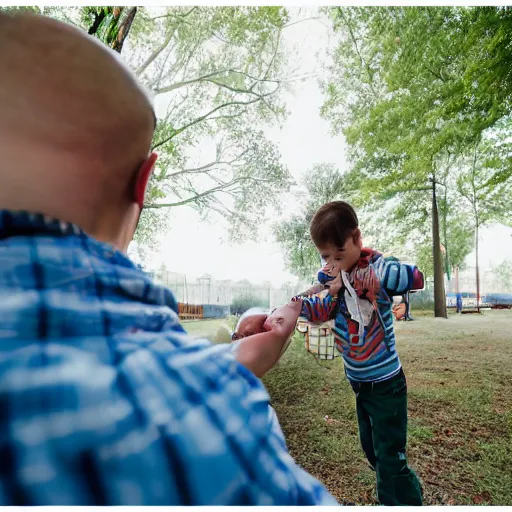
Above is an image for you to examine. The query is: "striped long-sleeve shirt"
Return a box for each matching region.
[300,249,424,383]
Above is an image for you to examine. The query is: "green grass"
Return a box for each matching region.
[262,310,512,505]
[181,317,237,343]
[181,318,229,335]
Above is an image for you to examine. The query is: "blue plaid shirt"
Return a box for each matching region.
[0,211,337,506]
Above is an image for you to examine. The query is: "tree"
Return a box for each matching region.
[82,7,138,53]
[457,124,512,310]
[321,7,459,317]
[491,260,512,293]
[274,163,350,279]
[20,6,300,245]
[122,6,298,243]
[321,6,512,317]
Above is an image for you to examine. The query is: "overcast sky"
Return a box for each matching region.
[137,8,512,286]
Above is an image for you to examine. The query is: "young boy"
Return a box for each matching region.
[295,201,424,506]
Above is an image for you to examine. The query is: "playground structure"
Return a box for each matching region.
[392,292,415,321]
[481,293,512,309]
[446,292,512,310]
[177,303,230,320]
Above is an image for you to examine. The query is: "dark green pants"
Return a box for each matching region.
[349,369,423,506]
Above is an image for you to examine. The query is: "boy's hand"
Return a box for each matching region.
[297,283,325,297]
[325,273,342,296]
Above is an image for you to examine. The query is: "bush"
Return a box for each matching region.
[230,294,269,316]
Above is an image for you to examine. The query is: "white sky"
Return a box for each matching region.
[135,8,512,286]
[142,11,349,286]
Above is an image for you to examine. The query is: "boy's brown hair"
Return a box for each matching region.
[310,201,359,248]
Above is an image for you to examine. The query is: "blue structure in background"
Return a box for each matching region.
[456,292,463,313]
[482,293,512,307]
[203,304,231,318]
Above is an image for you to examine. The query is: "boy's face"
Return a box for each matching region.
[316,230,362,274]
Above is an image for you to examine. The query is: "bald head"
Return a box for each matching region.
[0,12,156,248]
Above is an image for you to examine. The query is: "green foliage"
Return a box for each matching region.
[456,123,512,229]
[230,292,269,315]
[131,6,293,244]
[274,163,349,279]
[32,6,294,246]
[491,260,512,292]
[0,6,41,14]
[321,6,512,288]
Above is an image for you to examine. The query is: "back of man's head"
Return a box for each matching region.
[0,11,156,248]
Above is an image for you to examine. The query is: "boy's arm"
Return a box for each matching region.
[292,294,338,323]
[377,256,424,296]
[297,282,326,297]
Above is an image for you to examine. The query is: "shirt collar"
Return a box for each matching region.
[0,209,180,314]
[0,210,83,240]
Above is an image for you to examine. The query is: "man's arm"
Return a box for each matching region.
[232,301,302,378]
[0,330,338,505]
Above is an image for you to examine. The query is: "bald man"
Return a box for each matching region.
[0,12,336,506]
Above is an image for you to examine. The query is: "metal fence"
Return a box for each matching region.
[445,266,512,295]
[146,265,512,315]
[147,270,307,310]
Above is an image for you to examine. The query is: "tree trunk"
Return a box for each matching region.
[442,184,451,281]
[475,219,481,313]
[455,266,460,294]
[112,6,137,54]
[88,8,107,36]
[432,182,448,318]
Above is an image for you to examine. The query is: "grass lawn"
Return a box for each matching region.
[263,310,512,505]
[181,318,231,337]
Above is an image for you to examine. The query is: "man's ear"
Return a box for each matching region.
[133,152,158,208]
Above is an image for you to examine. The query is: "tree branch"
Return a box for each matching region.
[262,31,281,82]
[137,8,200,78]
[151,96,263,151]
[112,6,137,54]
[337,7,379,99]
[207,78,280,98]
[136,26,176,76]
[151,7,197,22]
[154,68,282,96]
[154,69,230,94]
[166,149,249,179]
[145,176,276,208]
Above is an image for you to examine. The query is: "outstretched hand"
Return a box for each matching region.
[232,301,302,378]
[263,301,302,340]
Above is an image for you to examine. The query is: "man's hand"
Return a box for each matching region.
[233,301,302,378]
[263,301,302,339]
